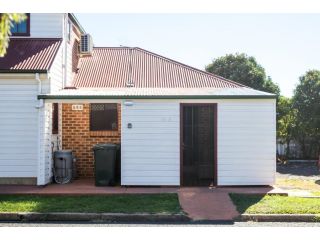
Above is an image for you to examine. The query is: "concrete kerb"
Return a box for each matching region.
[2,212,320,223]
[0,212,191,223]
[240,214,320,222]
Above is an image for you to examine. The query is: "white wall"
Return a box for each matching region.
[38,102,53,185]
[121,102,180,185]
[121,99,276,186]
[0,74,54,185]
[9,14,64,38]
[30,13,63,38]
[0,76,39,178]
[49,45,63,92]
[65,22,81,87]
[217,99,276,185]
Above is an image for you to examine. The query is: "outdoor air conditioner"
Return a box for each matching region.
[80,34,93,55]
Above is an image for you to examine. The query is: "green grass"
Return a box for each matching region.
[229,193,320,214]
[0,194,181,214]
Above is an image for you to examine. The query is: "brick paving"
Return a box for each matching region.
[178,186,286,221]
[0,179,177,195]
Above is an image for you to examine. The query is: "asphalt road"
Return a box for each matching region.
[1,221,320,227]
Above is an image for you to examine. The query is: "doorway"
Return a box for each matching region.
[180,104,217,186]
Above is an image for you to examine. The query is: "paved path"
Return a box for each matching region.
[177,187,285,221]
[0,179,177,195]
[178,188,238,221]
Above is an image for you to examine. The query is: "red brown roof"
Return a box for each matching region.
[0,38,61,72]
[72,47,245,88]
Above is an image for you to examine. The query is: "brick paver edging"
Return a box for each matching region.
[240,214,320,222]
[0,212,190,223]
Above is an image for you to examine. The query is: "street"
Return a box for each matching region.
[1,221,320,227]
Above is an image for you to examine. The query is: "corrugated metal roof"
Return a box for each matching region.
[0,38,62,72]
[39,87,276,99]
[72,47,246,88]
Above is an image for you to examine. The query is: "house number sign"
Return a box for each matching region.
[72,104,83,111]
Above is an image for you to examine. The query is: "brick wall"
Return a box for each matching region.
[62,103,121,178]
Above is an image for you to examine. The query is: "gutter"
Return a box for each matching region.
[0,70,47,74]
[69,13,86,34]
[38,95,277,100]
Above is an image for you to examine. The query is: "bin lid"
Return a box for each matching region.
[93,143,117,150]
[54,150,72,153]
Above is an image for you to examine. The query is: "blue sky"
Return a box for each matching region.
[76,14,320,97]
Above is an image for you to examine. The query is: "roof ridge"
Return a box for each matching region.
[134,47,248,88]
[93,46,134,49]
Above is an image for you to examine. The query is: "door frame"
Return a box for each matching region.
[180,103,218,187]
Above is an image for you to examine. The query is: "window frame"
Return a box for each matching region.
[11,13,30,36]
[90,103,118,132]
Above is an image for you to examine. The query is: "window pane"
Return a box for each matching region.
[18,21,27,33]
[90,103,118,131]
[11,23,18,33]
[10,14,29,35]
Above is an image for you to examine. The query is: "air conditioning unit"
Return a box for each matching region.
[80,34,93,55]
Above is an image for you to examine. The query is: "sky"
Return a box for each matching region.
[76,14,320,97]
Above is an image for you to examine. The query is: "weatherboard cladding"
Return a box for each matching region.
[0,38,62,71]
[72,47,245,89]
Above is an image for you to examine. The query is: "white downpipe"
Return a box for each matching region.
[62,13,68,88]
[36,73,44,185]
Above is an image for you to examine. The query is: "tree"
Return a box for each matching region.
[0,13,26,57]
[292,70,320,158]
[263,76,281,96]
[205,53,280,95]
[277,96,297,158]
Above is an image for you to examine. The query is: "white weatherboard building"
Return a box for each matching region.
[0,13,276,187]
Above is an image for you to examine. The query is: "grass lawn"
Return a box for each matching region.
[229,193,320,214]
[0,194,181,214]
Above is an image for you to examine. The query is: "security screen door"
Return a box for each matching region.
[181,104,216,186]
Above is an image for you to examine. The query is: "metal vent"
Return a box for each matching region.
[80,34,93,55]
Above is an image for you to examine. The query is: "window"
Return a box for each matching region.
[90,104,118,131]
[52,103,59,134]
[11,13,30,36]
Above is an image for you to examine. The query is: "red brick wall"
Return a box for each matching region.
[62,103,121,178]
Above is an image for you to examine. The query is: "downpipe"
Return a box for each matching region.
[35,73,44,109]
[35,73,45,185]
